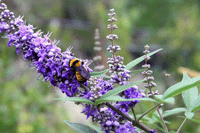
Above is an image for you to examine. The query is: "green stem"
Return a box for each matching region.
[138,104,161,122]
[156,105,169,133]
[131,107,137,121]
[97,106,104,120]
[176,118,187,133]
[149,89,168,133]
[105,102,153,132]
[80,83,90,91]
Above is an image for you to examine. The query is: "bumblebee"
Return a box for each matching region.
[69,58,90,83]
[165,73,171,77]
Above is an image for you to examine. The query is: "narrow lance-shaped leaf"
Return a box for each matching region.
[192,95,200,112]
[64,120,97,133]
[162,108,187,118]
[163,75,200,99]
[182,72,199,111]
[185,111,195,119]
[178,116,200,124]
[130,68,148,75]
[99,79,144,100]
[182,86,198,111]
[90,69,109,77]
[125,48,163,70]
[187,118,200,124]
[95,96,157,105]
[152,124,166,132]
[87,123,104,133]
[103,75,111,79]
[153,114,168,130]
[153,114,171,124]
[154,95,175,104]
[53,97,94,105]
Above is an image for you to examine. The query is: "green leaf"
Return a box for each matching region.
[162,108,187,118]
[163,73,200,99]
[152,124,166,132]
[154,95,163,102]
[153,114,170,130]
[99,80,144,100]
[178,116,200,124]
[181,72,199,111]
[182,87,198,111]
[154,95,175,104]
[192,95,200,112]
[130,69,147,75]
[135,114,151,121]
[185,111,195,119]
[64,120,97,133]
[188,119,200,124]
[153,114,166,129]
[103,75,111,79]
[95,96,156,105]
[142,110,167,132]
[53,97,94,105]
[90,69,109,77]
[187,118,200,124]
[125,48,163,70]
[87,123,103,133]
[162,97,175,104]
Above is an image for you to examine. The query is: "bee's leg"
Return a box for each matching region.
[80,83,90,91]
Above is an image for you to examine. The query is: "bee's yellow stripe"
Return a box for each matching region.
[76,71,85,81]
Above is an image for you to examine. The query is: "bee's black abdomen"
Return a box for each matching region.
[76,66,90,79]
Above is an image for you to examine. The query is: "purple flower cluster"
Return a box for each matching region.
[0,3,15,34]
[116,122,139,133]
[93,29,105,71]
[0,2,92,97]
[82,105,120,132]
[117,86,145,112]
[85,77,114,101]
[149,130,157,133]
[142,45,157,97]
[80,77,144,132]
[82,104,139,133]
[106,9,131,86]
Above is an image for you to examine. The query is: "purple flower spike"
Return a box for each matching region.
[0,2,92,98]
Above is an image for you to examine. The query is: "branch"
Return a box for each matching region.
[80,83,90,91]
[105,102,153,132]
[138,104,162,121]
[131,107,137,121]
[177,118,187,133]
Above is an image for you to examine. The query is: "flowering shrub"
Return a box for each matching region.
[1,1,200,133]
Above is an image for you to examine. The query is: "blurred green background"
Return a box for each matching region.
[1,0,200,132]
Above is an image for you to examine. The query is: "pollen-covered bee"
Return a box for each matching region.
[165,73,171,77]
[69,58,90,83]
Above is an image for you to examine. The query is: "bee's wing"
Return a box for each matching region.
[76,66,90,80]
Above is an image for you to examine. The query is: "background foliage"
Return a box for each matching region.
[0,0,200,132]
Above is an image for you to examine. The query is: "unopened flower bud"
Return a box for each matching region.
[109,9,114,12]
